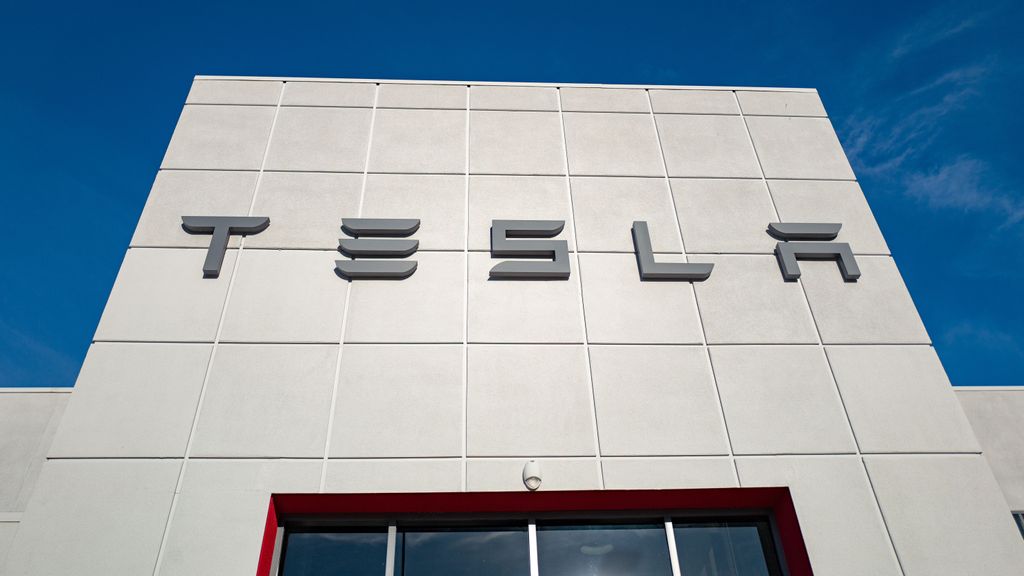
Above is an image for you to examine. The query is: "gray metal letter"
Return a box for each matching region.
[767,222,841,241]
[181,216,270,278]
[768,222,861,281]
[336,218,420,280]
[632,221,713,281]
[341,218,420,237]
[489,220,570,279]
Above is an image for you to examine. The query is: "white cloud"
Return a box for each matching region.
[905,156,986,210]
[890,6,991,60]
[943,320,1022,356]
[904,157,1024,225]
[843,63,985,176]
[899,59,994,99]
[834,6,1024,229]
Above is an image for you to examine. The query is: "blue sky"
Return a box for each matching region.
[1,1,1021,386]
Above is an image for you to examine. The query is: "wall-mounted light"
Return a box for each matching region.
[522,460,542,491]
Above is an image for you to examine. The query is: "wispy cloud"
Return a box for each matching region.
[843,60,989,176]
[943,320,1023,356]
[905,157,1024,225]
[898,60,993,100]
[844,68,1022,225]
[836,7,1021,227]
[0,318,79,387]
[890,6,991,60]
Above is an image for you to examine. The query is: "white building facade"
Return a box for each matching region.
[2,77,1022,575]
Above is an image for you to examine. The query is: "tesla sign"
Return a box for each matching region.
[182,216,861,283]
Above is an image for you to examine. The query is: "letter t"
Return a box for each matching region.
[181,216,270,278]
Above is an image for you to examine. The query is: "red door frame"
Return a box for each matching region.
[257,487,813,576]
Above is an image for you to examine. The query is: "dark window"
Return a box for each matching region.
[281,530,388,576]
[280,517,783,576]
[395,526,529,576]
[536,522,673,576]
[674,520,781,576]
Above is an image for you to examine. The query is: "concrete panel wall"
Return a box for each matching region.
[6,78,1023,576]
[957,387,1024,510]
[0,522,18,572]
[0,388,69,567]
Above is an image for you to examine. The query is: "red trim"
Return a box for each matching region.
[257,488,813,576]
[255,496,278,576]
[771,491,814,576]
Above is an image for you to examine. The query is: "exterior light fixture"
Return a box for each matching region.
[522,460,542,491]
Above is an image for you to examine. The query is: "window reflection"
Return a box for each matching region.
[395,526,530,576]
[674,523,774,576]
[280,518,783,576]
[281,530,389,576]
[536,523,673,576]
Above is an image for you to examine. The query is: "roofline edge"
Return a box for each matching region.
[192,75,819,93]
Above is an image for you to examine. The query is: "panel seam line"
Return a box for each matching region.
[319,83,381,492]
[735,90,908,576]
[647,89,741,487]
[557,87,605,488]
[149,83,286,576]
